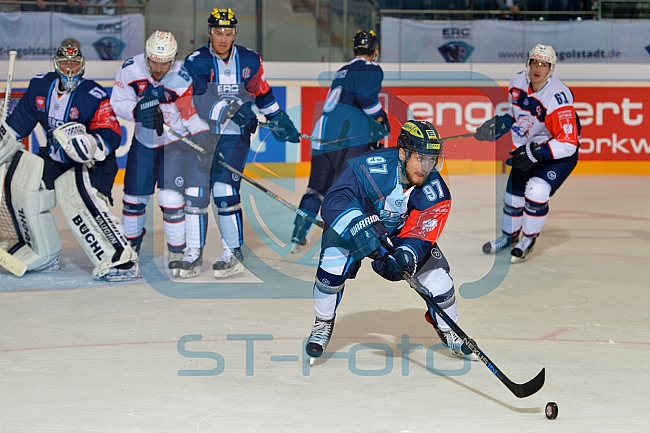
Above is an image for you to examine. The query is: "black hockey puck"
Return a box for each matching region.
[545,402,558,419]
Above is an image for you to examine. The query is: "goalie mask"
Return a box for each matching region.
[54,45,85,93]
[397,120,444,181]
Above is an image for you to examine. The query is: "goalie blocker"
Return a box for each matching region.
[4,151,137,279]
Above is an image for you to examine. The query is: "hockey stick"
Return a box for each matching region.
[442,133,476,141]
[163,125,325,229]
[0,50,27,276]
[258,121,376,146]
[1,50,17,200]
[402,271,545,398]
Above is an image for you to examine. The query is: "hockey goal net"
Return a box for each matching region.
[0,91,24,250]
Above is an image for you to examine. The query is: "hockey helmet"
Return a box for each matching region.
[208,8,237,29]
[145,30,178,64]
[353,29,379,51]
[397,120,444,172]
[527,44,556,71]
[53,45,85,92]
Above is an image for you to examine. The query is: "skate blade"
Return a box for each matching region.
[290,243,303,254]
[510,255,528,264]
[178,268,201,279]
[309,357,316,366]
[213,263,245,279]
[171,268,180,277]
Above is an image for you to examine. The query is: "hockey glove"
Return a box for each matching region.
[0,120,23,165]
[134,97,164,136]
[377,109,390,134]
[231,101,258,135]
[190,132,218,172]
[53,122,108,164]
[266,111,300,143]
[371,247,416,282]
[475,115,514,142]
[349,213,389,260]
[510,142,545,171]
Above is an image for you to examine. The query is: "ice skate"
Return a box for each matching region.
[290,222,309,254]
[290,237,307,254]
[212,247,244,278]
[103,261,141,282]
[177,248,202,279]
[511,234,537,263]
[306,316,335,365]
[30,256,60,272]
[482,231,519,254]
[425,311,478,361]
[167,251,184,277]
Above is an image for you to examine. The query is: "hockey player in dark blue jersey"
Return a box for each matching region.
[1,45,139,281]
[290,29,389,253]
[305,120,477,362]
[183,8,301,278]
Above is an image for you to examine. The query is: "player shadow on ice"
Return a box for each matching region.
[314,308,542,412]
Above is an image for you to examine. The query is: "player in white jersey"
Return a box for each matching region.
[111,31,212,278]
[475,43,580,262]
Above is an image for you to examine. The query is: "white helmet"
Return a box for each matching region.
[145,30,178,63]
[527,43,556,71]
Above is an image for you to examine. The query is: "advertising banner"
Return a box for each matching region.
[381,17,650,64]
[0,12,144,60]
[301,86,650,162]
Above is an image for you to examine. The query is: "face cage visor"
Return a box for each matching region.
[403,149,445,174]
[54,56,85,92]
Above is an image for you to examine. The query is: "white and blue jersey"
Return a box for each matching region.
[7,72,122,163]
[311,57,385,150]
[183,43,280,135]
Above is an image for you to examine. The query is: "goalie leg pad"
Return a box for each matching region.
[55,165,135,279]
[5,151,62,271]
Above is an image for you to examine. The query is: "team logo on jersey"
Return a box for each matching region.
[511,89,520,101]
[242,66,252,80]
[231,173,240,182]
[137,82,147,96]
[164,91,172,102]
[36,96,46,111]
[437,41,474,63]
[547,171,557,181]
[431,247,442,260]
[175,176,184,188]
[417,218,439,237]
[69,106,80,120]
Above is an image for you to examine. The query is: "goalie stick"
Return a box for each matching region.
[401,270,545,399]
[0,50,27,276]
[163,125,325,229]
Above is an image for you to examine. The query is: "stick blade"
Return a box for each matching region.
[0,249,27,276]
[508,367,545,398]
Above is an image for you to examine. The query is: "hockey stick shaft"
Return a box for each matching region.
[442,133,476,141]
[402,271,545,398]
[0,51,26,277]
[2,50,16,122]
[258,122,373,145]
[163,125,324,229]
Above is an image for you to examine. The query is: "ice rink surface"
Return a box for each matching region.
[1,173,649,432]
